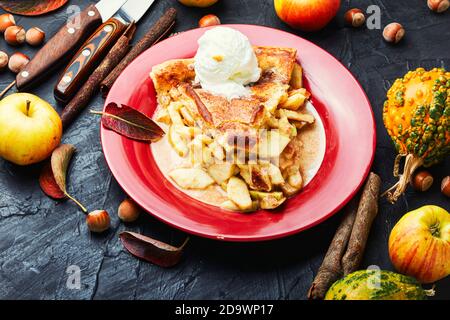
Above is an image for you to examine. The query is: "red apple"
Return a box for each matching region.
[274,0,341,32]
[389,205,450,284]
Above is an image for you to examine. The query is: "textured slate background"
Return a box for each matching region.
[0,0,449,300]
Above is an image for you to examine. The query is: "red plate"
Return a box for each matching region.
[101,25,376,242]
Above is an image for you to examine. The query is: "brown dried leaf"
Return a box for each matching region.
[39,162,65,199]
[91,103,165,143]
[51,144,76,194]
[120,232,189,267]
[0,0,68,16]
[39,144,87,212]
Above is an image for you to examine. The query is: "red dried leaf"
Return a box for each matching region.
[0,0,68,16]
[39,162,65,199]
[92,103,165,143]
[120,232,189,268]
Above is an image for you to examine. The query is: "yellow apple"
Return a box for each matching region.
[389,205,450,284]
[0,93,62,166]
[178,0,219,8]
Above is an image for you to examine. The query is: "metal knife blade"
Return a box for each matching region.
[95,0,128,22]
[116,0,157,23]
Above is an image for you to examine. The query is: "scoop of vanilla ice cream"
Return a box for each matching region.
[194,27,261,99]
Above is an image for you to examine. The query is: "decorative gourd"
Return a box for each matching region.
[325,270,432,300]
[383,68,450,203]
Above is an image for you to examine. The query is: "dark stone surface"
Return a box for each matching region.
[0,0,448,300]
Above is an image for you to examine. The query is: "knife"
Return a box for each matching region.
[54,0,157,103]
[14,0,128,91]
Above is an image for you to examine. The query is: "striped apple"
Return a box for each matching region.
[274,0,341,32]
[389,205,450,284]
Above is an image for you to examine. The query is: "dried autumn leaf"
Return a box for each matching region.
[51,144,76,194]
[39,144,87,212]
[39,162,65,199]
[91,103,165,143]
[0,0,68,16]
[120,232,189,268]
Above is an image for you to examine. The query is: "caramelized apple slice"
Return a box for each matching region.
[288,169,303,189]
[168,102,184,126]
[290,63,303,89]
[278,109,315,124]
[179,107,195,126]
[220,200,259,212]
[168,125,189,157]
[227,177,253,211]
[249,191,286,210]
[207,163,237,184]
[249,164,272,192]
[267,163,285,185]
[258,130,291,158]
[168,168,214,190]
[155,107,171,125]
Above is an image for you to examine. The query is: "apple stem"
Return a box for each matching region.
[65,192,88,213]
[26,100,31,116]
[430,223,441,237]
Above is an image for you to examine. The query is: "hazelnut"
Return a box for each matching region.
[0,51,8,71]
[441,176,450,197]
[199,14,221,28]
[344,9,366,28]
[86,210,111,233]
[383,22,405,44]
[0,13,15,33]
[428,0,449,13]
[26,27,45,46]
[8,52,29,73]
[4,25,25,46]
[118,198,141,222]
[411,170,434,192]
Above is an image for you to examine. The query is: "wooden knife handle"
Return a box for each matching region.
[16,4,103,90]
[54,18,127,103]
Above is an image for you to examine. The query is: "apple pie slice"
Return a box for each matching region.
[150,46,315,211]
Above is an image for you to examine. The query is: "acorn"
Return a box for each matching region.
[4,25,25,46]
[26,27,45,46]
[118,198,141,222]
[441,176,450,197]
[410,170,434,192]
[0,51,8,71]
[199,14,221,28]
[344,9,366,28]
[86,210,111,233]
[383,23,405,44]
[8,52,29,73]
[0,13,15,33]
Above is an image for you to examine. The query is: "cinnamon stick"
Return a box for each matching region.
[342,172,381,275]
[100,7,177,97]
[307,197,358,300]
[61,23,136,128]
[307,172,381,299]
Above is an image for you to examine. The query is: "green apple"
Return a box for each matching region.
[0,93,62,166]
